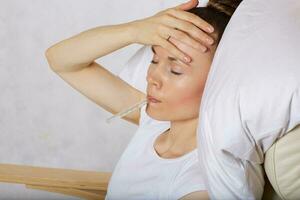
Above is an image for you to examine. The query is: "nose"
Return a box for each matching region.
[146,63,164,89]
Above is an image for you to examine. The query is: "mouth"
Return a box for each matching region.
[147,95,162,103]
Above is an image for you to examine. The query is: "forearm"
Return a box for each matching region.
[45,22,136,72]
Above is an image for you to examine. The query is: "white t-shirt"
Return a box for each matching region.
[105,103,206,200]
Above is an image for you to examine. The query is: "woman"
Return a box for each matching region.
[45,0,241,199]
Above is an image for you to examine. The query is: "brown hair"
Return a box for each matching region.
[187,0,242,44]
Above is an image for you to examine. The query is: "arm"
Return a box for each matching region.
[45,0,215,72]
[45,23,146,125]
[179,191,209,200]
[45,22,136,72]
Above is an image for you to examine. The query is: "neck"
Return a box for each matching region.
[164,117,199,153]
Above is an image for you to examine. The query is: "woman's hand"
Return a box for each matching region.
[130,0,215,63]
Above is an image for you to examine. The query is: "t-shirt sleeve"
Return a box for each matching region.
[170,160,206,200]
[117,44,153,94]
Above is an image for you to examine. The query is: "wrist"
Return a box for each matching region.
[123,20,139,44]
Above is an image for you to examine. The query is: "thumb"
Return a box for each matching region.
[175,0,199,10]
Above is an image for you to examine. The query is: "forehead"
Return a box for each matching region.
[151,44,215,69]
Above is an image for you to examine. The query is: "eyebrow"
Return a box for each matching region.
[151,46,192,68]
[151,45,180,63]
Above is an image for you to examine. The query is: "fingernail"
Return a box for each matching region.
[207,26,214,33]
[184,56,191,63]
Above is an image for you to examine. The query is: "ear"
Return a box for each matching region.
[175,0,199,10]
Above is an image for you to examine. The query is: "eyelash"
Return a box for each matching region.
[150,60,182,76]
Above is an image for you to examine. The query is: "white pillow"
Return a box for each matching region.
[196,0,300,199]
[117,45,152,94]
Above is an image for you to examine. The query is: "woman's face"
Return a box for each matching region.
[146,37,217,121]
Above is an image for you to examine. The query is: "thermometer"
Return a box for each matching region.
[106,99,148,123]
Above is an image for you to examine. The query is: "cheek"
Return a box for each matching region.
[168,82,203,108]
[177,90,201,107]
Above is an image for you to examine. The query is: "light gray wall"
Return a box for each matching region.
[0,0,208,199]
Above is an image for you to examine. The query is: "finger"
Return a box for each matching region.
[157,37,191,63]
[167,26,207,52]
[161,14,214,47]
[167,9,214,34]
[170,34,214,56]
[174,0,199,10]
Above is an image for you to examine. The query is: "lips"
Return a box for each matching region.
[147,95,161,103]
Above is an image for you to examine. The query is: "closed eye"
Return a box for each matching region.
[150,60,182,76]
[150,60,158,64]
[170,71,182,75]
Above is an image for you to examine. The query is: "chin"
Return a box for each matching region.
[145,104,169,121]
